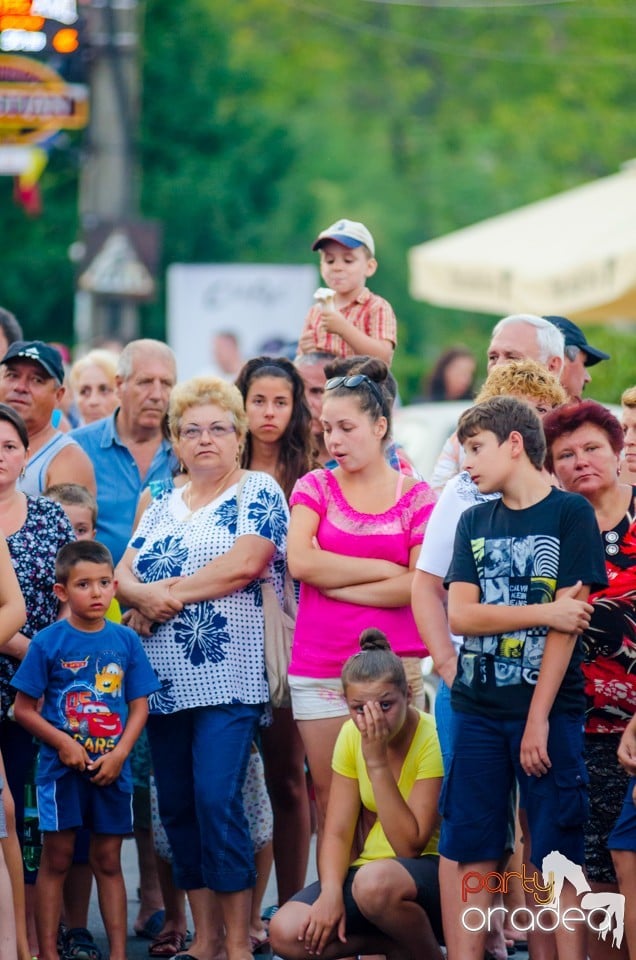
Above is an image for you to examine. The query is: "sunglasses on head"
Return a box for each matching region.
[324,374,385,412]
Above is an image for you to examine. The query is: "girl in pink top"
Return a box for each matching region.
[235,357,317,914]
[287,357,436,834]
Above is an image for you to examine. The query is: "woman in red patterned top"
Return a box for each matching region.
[545,400,636,960]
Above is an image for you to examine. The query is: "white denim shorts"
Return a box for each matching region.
[290,657,428,720]
[289,675,348,721]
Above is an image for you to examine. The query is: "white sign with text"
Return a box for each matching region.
[167,263,318,381]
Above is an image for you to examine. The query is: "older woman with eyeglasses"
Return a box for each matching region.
[287,357,437,836]
[544,400,636,960]
[116,377,289,960]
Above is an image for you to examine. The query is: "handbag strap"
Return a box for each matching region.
[235,472,275,589]
[235,473,294,612]
[235,471,249,510]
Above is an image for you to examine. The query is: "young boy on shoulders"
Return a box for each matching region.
[11,540,159,960]
[440,396,607,960]
[296,219,396,364]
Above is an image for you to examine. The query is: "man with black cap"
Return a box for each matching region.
[0,340,95,495]
[545,315,610,403]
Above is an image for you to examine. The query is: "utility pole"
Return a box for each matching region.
[74,0,142,345]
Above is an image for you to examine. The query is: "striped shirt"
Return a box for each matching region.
[297,287,397,358]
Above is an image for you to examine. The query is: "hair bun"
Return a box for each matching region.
[356,357,388,384]
[359,628,391,652]
[324,355,388,385]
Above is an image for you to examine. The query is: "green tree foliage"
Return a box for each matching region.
[1,0,635,403]
[0,146,78,341]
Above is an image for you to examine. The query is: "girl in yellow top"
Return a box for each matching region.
[270,628,444,960]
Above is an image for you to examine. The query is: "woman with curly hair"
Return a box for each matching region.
[235,357,315,911]
[116,376,289,960]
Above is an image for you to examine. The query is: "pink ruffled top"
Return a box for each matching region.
[288,469,436,678]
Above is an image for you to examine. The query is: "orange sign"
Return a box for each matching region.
[0,15,45,28]
[0,0,32,14]
[0,53,87,143]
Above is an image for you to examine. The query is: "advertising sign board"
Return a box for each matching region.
[167,263,318,380]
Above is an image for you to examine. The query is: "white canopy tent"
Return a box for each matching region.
[409,163,636,322]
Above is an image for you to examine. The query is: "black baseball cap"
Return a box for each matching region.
[544,316,610,367]
[1,340,65,382]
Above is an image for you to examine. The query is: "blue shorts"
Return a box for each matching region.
[439,711,588,868]
[436,682,517,852]
[37,770,134,835]
[607,777,636,853]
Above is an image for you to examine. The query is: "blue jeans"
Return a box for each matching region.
[147,703,261,892]
[434,680,456,774]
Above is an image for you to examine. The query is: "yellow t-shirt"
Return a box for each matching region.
[105,597,122,623]
[332,710,443,866]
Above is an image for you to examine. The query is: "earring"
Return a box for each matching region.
[20,466,26,478]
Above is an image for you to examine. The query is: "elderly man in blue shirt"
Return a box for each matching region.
[72,339,178,566]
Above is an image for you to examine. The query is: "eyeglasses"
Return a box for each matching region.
[179,424,236,441]
[324,374,385,412]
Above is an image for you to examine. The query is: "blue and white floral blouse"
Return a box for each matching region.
[129,471,289,715]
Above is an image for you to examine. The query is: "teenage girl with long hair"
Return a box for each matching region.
[235,357,316,912]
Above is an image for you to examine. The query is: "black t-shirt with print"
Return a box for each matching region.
[446,487,607,720]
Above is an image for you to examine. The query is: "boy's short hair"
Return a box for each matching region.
[45,483,98,526]
[457,396,546,471]
[55,540,114,584]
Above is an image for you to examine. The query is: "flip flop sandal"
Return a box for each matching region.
[148,932,187,958]
[135,911,166,940]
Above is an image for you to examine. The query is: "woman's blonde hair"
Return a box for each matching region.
[476,359,567,408]
[622,386,636,409]
[69,349,118,391]
[168,376,248,443]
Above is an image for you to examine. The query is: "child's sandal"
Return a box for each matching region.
[62,927,102,960]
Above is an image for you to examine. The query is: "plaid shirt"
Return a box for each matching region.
[298,287,397,358]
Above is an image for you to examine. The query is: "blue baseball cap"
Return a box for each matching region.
[1,340,65,382]
[544,316,610,367]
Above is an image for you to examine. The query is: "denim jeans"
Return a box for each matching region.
[147,702,262,892]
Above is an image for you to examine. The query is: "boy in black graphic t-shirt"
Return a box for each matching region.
[440,397,607,960]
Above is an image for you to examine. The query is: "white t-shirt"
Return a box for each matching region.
[416,470,499,654]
